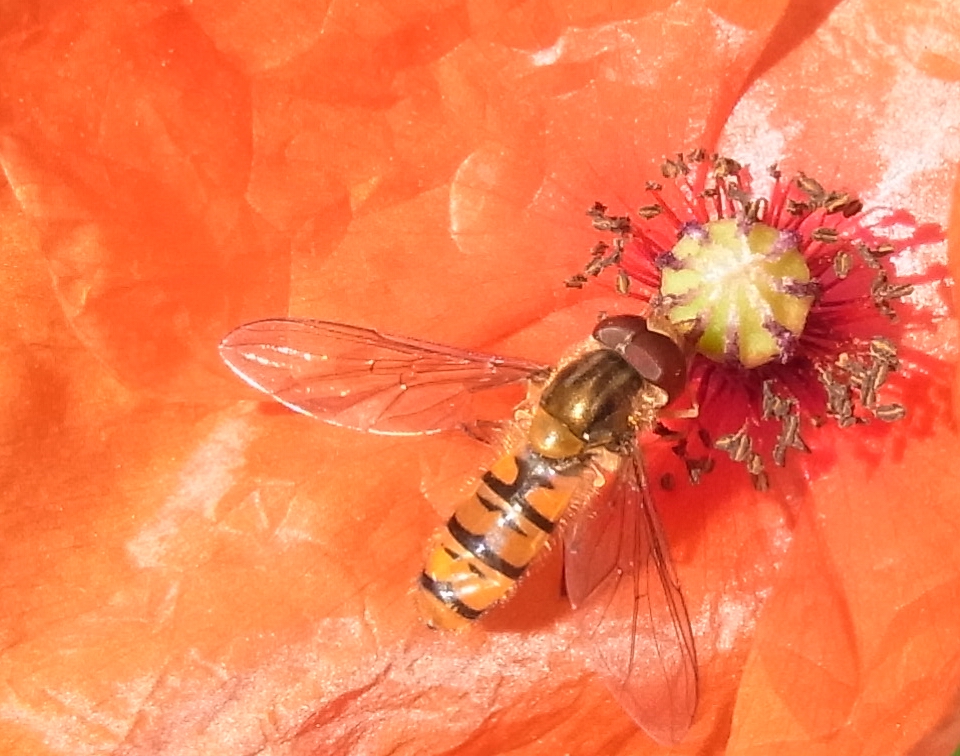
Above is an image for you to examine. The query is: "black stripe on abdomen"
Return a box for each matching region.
[481,469,556,534]
[447,515,526,580]
[418,572,483,620]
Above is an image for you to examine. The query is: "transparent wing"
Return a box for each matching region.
[564,452,698,745]
[219,319,549,435]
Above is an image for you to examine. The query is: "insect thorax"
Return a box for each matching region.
[531,348,657,458]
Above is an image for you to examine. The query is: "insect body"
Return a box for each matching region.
[417,319,687,632]
[418,446,584,631]
[219,314,698,744]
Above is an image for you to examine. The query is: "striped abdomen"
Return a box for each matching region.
[417,447,582,630]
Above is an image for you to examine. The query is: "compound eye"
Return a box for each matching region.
[592,315,688,403]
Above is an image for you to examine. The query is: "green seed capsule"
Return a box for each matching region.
[659,219,815,368]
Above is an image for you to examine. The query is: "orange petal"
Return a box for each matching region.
[15,0,948,754]
[720,1,960,752]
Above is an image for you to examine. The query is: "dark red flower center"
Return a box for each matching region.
[570,150,932,490]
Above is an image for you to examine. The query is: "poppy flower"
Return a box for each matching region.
[1,1,959,755]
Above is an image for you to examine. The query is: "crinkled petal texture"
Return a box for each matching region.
[1,0,959,755]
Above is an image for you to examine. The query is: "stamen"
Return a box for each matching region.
[569,150,938,488]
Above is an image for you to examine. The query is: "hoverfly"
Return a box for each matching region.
[219,314,698,744]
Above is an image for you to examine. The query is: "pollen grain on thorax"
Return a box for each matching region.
[570,149,946,489]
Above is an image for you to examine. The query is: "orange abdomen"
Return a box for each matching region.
[416,447,581,630]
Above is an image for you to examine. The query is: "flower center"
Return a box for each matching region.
[658,219,815,368]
